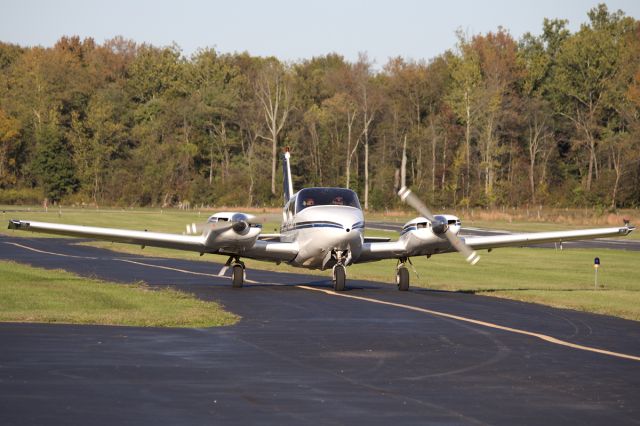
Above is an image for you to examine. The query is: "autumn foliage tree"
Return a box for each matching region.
[0,4,638,209]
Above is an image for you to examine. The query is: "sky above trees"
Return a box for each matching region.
[1,0,639,65]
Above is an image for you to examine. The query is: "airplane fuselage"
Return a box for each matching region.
[280,188,365,269]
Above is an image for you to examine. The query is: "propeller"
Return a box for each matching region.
[398,187,480,265]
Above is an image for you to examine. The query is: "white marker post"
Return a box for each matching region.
[594,257,600,290]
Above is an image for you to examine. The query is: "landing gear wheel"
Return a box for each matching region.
[232,264,244,288]
[333,264,346,292]
[397,266,409,291]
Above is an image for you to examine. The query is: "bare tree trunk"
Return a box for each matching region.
[401,134,407,189]
[209,145,214,185]
[441,132,447,190]
[345,110,358,189]
[430,119,436,199]
[610,143,623,209]
[528,119,540,204]
[364,126,369,210]
[248,144,255,207]
[571,108,599,192]
[271,136,277,194]
[308,120,321,184]
[361,99,373,210]
[482,114,495,197]
[255,65,291,197]
[464,91,471,199]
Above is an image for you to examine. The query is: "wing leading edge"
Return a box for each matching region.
[464,225,635,251]
[7,219,299,262]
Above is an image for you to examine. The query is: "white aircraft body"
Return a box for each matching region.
[8,151,635,291]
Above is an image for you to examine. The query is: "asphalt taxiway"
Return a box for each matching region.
[1,235,639,425]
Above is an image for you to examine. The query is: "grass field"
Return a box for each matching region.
[3,205,640,321]
[0,260,239,327]
[75,241,640,321]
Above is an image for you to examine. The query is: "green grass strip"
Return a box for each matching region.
[0,260,239,328]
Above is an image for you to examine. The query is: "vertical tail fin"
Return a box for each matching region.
[282,147,294,202]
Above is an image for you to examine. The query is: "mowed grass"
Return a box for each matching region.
[401,248,640,321]
[0,260,239,327]
[77,240,640,321]
[1,206,280,236]
[4,205,640,321]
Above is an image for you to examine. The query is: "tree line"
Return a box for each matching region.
[0,4,639,210]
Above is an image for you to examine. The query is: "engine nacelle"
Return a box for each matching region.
[197,211,262,251]
[400,215,462,237]
[207,212,254,224]
[398,214,462,256]
[434,214,462,235]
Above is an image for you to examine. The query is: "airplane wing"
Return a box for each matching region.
[363,236,391,243]
[464,226,634,250]
[257,233,281,242]
[7,219,299,262]
[8,219,206,251]
[357,224,634,262]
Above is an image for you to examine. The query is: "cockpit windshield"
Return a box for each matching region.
[296,188,361,212]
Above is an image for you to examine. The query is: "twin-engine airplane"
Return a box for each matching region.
[8,150,635,291]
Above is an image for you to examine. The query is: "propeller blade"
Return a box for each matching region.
[398,186,435,221]
[444,229,480,265]
[398,186,480,265]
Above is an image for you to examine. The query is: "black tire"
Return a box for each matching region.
[397,266,409,291]
[232,264,244,288]
[333,265,346,292]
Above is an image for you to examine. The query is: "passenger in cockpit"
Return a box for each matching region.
[332,196,344,205]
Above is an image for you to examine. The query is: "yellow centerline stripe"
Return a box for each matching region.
[298,286,640,362]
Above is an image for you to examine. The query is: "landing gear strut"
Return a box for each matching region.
[396,258,409,291]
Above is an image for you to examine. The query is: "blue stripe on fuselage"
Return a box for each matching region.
[281,221,344,233]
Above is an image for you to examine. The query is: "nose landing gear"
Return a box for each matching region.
[331,250,350,291]
[333,263,346,291]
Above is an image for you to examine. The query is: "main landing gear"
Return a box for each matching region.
[232,262,245,288]
[396,257,410,291]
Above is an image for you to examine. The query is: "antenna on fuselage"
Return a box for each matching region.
[282,147,294,202]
